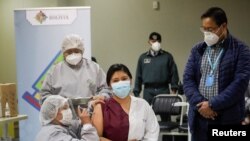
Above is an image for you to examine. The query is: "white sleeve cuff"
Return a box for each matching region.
[82,123,93,130]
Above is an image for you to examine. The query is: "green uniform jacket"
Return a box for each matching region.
[133,49,179,96]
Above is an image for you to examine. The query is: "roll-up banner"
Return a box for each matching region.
[14,7,91,141]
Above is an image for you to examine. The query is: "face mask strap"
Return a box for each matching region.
[214,25,226,40]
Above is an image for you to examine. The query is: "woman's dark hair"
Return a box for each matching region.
[106,64,132,86]
[201,7,228,26]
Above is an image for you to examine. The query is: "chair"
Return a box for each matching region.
[173,102,188,132]
[151,94,188,140]
[173,101,191,141]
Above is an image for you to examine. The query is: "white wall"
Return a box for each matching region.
[1,0,250,85]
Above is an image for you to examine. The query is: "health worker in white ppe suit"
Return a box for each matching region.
[40,34,106,102]
[35,95,99,141]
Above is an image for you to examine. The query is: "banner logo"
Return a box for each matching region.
[26,9,77,25]
[35,11,47,24]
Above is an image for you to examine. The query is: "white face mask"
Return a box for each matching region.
[203,26,224,47]
[204,31,219,47]
[60,108,73,126]
[66,53,82,65]
[151,41,161,52]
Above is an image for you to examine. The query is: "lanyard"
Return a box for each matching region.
[207,47,224,75]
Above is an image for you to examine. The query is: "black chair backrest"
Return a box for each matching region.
[152,94,182,116]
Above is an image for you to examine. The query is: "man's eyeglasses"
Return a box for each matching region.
[200,26,220,33]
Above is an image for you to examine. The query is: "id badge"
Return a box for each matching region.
[144,58,151,64]
[205,75,214,87]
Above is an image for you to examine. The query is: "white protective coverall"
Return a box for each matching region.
[36,95,99,141]
[35,120,98,141]
[40,58,106,102]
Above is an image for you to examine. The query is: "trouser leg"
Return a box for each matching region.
[143,89,155,104]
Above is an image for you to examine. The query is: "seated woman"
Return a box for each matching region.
[92,64,159,141]
[36,95,99,141]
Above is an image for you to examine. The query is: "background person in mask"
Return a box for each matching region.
[183,7,250,141]
[92,64,159,141]
[35,95,99,141]
[133,32,179,104]
[40,34,106,102]
[133,32,179,140]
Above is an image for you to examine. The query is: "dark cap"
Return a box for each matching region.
[149,32,161,43]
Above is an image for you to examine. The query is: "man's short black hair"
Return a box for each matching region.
[201,7,228,26]
[149,32,161,43]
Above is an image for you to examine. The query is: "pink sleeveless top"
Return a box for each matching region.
[101,98,129,141]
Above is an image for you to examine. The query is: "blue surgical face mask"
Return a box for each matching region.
[111,80,131,99]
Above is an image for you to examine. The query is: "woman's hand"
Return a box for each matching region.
[90,95,105,107]
[77,107,91,124]
[92,95,105,101]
